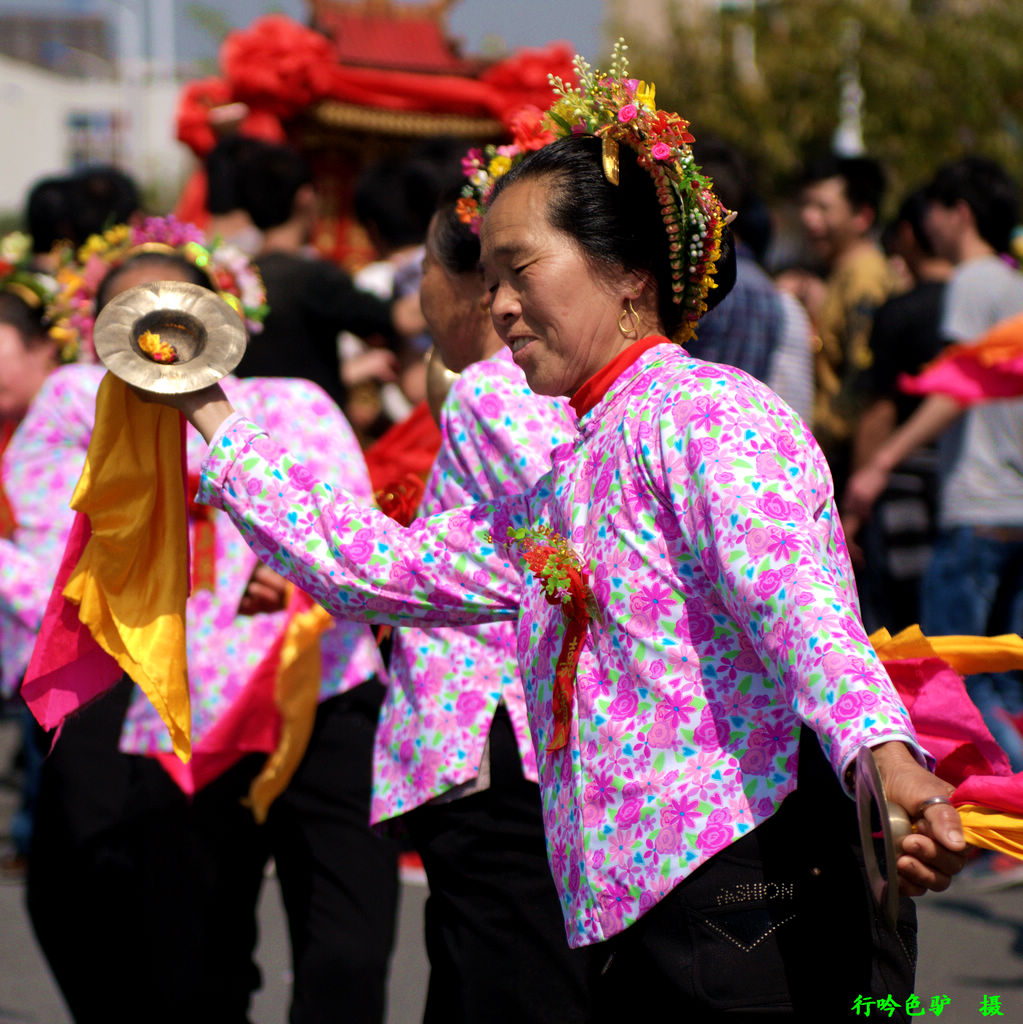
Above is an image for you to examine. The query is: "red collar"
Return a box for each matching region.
[0,419,17,538]
[569,336,669,418]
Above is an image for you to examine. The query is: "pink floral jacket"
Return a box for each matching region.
[199,341,919,946]
[373,347,575,821]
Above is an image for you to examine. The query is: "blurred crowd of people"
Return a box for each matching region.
[1,105,1020,1021]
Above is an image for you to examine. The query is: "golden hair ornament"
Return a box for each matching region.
[601,136,620,186]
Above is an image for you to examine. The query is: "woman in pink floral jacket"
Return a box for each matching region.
[376,199,600,1021]
[152,70,965,1019]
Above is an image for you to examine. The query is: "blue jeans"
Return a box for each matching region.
[920,526,1023,770]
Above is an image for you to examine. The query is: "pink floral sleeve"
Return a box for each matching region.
[0,365,104,692]
[655,369,917,779]
[199,419,528,626]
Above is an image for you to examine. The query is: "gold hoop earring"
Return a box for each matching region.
[618,298,639,337]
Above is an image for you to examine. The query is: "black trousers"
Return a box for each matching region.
[27,676,398,1024]
[402,707,604,1024]
[264,680,400,1024]
[592,730,918,1022]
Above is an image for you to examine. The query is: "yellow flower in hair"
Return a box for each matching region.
[57,270,84,295]
[78,237,104,260]
[636,81,656,109]
[78,224,130,260]
[220,291,243,320]
[183,241,210,268]
[49,325,76,344]
[547,97,584,132]
[488,155,512,178]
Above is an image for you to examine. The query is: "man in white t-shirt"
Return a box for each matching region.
[919,157,1023,769]
[844,157,1023,769]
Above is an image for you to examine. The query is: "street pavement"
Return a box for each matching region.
[3,716,1023,1023]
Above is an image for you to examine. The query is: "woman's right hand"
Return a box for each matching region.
[871,742,967,895]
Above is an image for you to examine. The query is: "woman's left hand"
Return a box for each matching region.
[871,741,968,895]
[129,381,236,444]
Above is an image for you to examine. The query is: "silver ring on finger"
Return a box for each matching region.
[916,795,953,816]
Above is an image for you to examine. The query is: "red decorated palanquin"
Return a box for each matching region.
[175,0,575,267]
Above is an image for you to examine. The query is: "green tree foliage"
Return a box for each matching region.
[614,0,1023,205]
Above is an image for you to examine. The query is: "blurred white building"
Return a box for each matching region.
[0,54,185,213]
[0,2,187,217]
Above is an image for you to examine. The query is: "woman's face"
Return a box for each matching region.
[481,177,636,397]
[0,325,56,421]
[420,214,494,374]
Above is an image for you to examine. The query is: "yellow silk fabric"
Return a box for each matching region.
[956,804,1023,859]
[871,624,1023,863]
[869,624,1023,675]
[246,598,333,824]
[63,373,192,760]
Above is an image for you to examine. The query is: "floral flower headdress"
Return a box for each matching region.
[47,215,269,363]
[545,39,728,344]
[0,232,66,355]
[457,105,557,234]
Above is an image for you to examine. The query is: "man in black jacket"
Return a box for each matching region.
[234,141,422,408]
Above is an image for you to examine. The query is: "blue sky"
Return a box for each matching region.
[0,1,604,65]
[448,0,603,59]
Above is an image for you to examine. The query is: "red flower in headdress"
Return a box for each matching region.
[650,110,694,147]
[176,78,234,156]
[508,106,556,152]
[455,197,479,226]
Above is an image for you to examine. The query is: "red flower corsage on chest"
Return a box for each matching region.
[506,525,598,752]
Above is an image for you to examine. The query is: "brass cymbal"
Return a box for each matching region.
[425,345,460,423]
[92,281,247,394]
[855,745,912,931]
